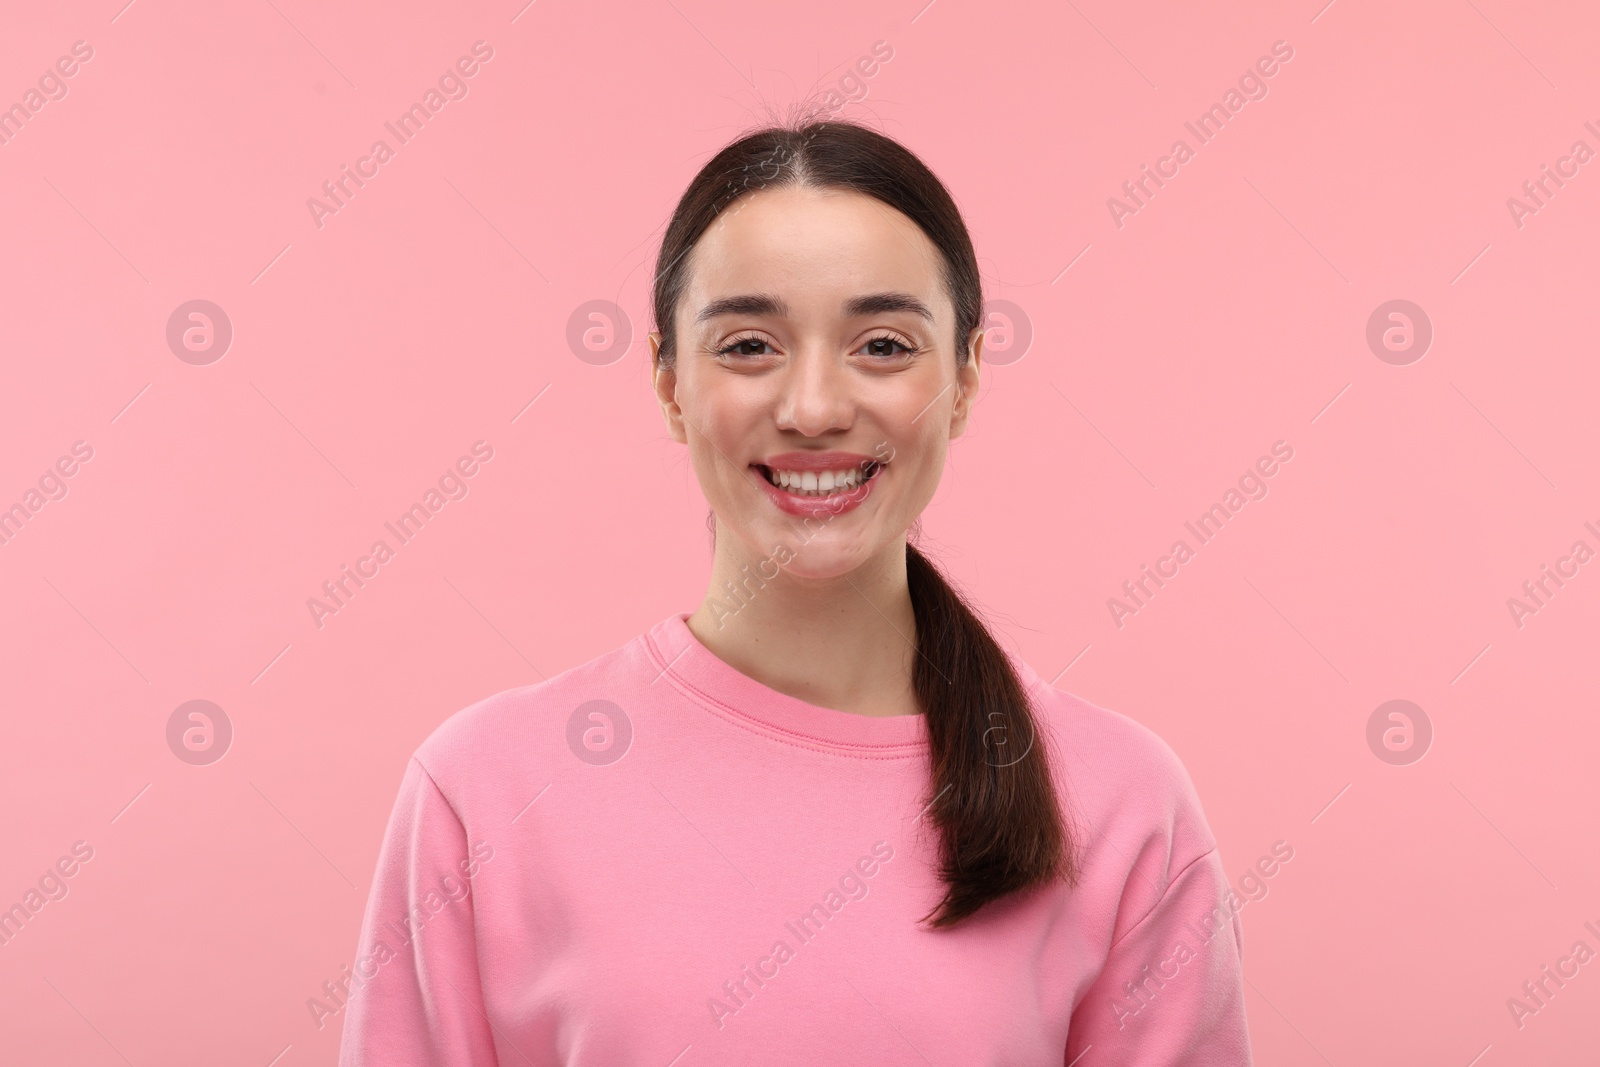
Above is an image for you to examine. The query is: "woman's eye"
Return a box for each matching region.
[716,335,917,359]
[718,336,772,357]
[860,336,916,359]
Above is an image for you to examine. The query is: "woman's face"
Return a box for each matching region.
[651,184,982,580]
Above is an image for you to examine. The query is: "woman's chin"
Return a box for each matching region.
[778,560,858,582]
[773,538,889,582]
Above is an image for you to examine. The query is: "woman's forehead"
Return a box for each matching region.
[685,188,948,322]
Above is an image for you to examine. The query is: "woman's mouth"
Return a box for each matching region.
[758,462,880,495]
[749,457,885,517]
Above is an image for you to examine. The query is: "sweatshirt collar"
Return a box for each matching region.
[645,612,933,758]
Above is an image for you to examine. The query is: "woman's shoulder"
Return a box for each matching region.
[1030,679,1194,783]
[1017,668,1196,777]
[407,626,654,786]
[1024,672,1220,864]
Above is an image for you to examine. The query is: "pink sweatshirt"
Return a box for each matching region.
[336,612,1253,1065]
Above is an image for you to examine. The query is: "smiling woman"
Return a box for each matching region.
[338,119,1255,1065]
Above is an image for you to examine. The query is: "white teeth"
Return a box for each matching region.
[763,465,876,496]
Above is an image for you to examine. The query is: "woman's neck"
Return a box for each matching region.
[685,535,921,718]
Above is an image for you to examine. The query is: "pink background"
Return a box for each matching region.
[2,0,1597,1063]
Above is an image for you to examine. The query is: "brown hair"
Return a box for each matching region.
[650,117,1077,927]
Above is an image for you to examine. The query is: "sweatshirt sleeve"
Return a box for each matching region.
[337,756,500,1067]
[1065,847,1253,1066]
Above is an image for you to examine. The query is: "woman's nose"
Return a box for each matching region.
[774,348,854,436]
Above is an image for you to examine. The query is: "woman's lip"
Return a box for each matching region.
[758,450,880,473]
[749,462,883,518]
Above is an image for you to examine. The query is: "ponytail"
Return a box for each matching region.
[906,540,1077,927]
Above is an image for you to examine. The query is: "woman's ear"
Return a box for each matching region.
[649,332,689,444]
[949,326,983,439]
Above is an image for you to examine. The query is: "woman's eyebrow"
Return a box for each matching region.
[844,292,934,322]
[696,294,786,322]
[695,291,933,323]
